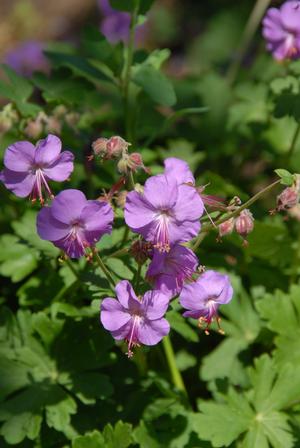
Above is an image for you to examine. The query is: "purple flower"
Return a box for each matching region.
[98,0,146,44]
[262,1,300,60]
[37,189,114,258]
[146,244,198,298]
[0,135,74,204]
[179,270,233,334]
[164,157,195,185]
[125,174,204,252]
[100,280,170,357]
[5,41,49,76]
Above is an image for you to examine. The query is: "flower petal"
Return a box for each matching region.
[51,189,87,224]
[173,184,204,222]
[0,168,35,197]
[36,206,70,241]
[138,318,170,346]
[101,298,131,331]
[143,174,178,210]
[115,280,140,309]
[4,141,35,172]
[43,151,74,181]
[34,134,62,165]
[168,219,200,244]
[164,157,195,185]
[125,191,155,229]
[142,290,170,319]
[80,200,113,233]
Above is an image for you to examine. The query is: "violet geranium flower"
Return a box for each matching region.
[164,157,195,185]
[0,135,74,204]
[100,280,170,357]
[179,270,233,334]
[262,1,300,60]
[125,174,204,252]
[37,189,113,258]
[146,244,198,298]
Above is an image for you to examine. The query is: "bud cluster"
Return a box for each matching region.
[219,208,254,242]
[91,135,149,175]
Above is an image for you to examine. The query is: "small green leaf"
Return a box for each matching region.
[72,431,105,448]
[132,65,176,106]
[103,421,133,448]
[274,168,295,186]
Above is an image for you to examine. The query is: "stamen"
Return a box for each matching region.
[126,315,141,358]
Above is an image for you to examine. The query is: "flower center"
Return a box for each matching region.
[153,209,173,252]
[126,314,142,358]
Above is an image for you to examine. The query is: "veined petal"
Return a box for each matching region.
[138,318,170,346]
[34,134,62,165]
[143,174,178,210]
[101,298,131,331]
[174,184,204,221]
[168,219,200,244]
[125,191,155,229]
[115,280,140,310]
[51,189,87,224]
[142,290,170,319]
[43,151,74,181]
[36,206,70,241]
[4,141,35,172]
[1,168,35,198]
[164,157,195,185]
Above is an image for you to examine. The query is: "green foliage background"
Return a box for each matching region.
[1,1,300,447]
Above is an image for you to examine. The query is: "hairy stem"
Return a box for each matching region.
[162,335,188,397]
[94,251,116,288]
[226,0,271,85]
[192,179,280,250]
[64,257,80,280]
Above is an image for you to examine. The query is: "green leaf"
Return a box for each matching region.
[132,65,177,106]
[61,372,114,404]
[167,310,199,342]
[274,168,295,186]
[45,392,77,436]
[72,431,105,448]
[192,389,253,447]
[0,234,38,282]
[102,421,133,448]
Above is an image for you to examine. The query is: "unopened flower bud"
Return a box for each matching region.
[107,136,130,158]
[53,105,67,117]
[277,186,299,211]
[92,138,109,157]
[24,119,43,139]
[131,240,152,264]
[45,116,61,134]
[235,209,254,237]
[218,218,235,237]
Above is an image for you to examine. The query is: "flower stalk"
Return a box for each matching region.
[94,250,116,287]
[162,335,188,397]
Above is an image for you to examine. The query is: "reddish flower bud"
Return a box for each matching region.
[235,209,254,237]
[277,186,299,211]
[24,119,43,139]
[92,137,109,157]
[107,136,129,158]
[218,218,235,237]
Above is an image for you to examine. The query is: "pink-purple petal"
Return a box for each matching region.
[43,151,74,181]
[0,168,35,198]
[143,174,178,210]
[115,280,140,309]
[36,206,70,241]
[142,290,170,319]
[34,134,62,165]
[51,189,87,224]
[4,141,35,172]
[138,318,170,346]
[174,184,204,222]
[101,298,131,331]
[125,191,155,229]
[164,157,195,185]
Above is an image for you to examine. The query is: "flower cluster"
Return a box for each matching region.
[262,0,300,60]
[1,134,234,358]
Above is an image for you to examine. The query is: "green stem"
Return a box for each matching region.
[162,335,188,397]
[64,257,80,280]
[129,171,135,190]
[192,179,280,251]
[122,0,140,141]
[94,251,116,288]
[226,0,271,85]
[287,122,300,160]
[106,246,130,259]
